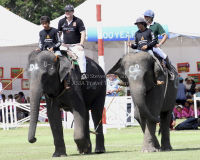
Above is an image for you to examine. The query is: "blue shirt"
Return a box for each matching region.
[106,78,120,97]
[177,83,186,100]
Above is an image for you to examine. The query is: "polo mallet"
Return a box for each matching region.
[0,69,26,93]
[90,88,121,135]
[126,32,130,54]
[127,34,130,54]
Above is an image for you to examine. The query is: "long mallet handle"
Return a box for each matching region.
[128,35,130,54]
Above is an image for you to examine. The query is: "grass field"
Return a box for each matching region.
[1,120,200,160]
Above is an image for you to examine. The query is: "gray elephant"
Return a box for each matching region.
[108,52,178,152]
[26,50,106,157]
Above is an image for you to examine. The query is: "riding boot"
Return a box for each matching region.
[165,56,172,71]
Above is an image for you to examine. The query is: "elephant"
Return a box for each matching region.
[108,51,178,152]
[26,50,106,157]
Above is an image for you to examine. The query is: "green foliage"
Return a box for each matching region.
[0,0,86,24]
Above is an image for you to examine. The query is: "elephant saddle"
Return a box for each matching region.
[153,52,175,80]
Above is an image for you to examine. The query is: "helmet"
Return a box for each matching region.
[134,17,146,25]
[143,10,154,18]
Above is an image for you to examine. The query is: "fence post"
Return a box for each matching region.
[5,100,9,130]
[63,110,67,129]
[194,94,198,118]
[13,99,17,128]
[9,99,14,126]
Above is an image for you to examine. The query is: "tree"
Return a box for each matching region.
[0,0,86,24]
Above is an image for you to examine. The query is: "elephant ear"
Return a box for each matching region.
[153,59,165,79]
[58,56,71,82]
[107,58,125,75]
[107,58,128,82]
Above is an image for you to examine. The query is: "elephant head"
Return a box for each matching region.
[109,52,163,123]
[26,50,71,143]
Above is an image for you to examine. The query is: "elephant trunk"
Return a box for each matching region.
[28,83,42,143]
[130,83,160,123]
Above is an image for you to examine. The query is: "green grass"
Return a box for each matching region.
[0,120,200,160]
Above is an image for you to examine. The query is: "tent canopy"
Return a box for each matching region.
[0,5,40,47]
[51,0,200,38]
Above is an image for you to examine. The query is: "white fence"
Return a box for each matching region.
[193,94,200,118]
[0,96,139,131]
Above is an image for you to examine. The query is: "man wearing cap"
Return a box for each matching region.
[127,17,164,85]
[143,10,171,71]
[58,5,87,80]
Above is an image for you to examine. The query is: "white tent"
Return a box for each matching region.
[0,6,40,47]
[0,6,39,97]
[1,0,200,97]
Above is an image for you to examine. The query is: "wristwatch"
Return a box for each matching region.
[80,44,84,48]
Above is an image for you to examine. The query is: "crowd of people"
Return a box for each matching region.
[174,76,200,120]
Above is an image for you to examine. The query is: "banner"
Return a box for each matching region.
[87,25,169,42]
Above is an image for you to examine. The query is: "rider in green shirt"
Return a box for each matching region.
[143,10,171,71]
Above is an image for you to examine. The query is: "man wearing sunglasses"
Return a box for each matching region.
[58,5,87,80]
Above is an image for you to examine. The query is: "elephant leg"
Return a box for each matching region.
[46,100,67,157]
[142,121,161,152]
[160,111,173,151]
[71,99,90,154]
[91,95,106,153]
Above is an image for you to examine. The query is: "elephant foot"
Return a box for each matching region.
[142,145,161,153]
[52,152,67,157]
[142,148,160,153]
[161,145,172,151]
[95,149,106,154]
[78,141,91,154]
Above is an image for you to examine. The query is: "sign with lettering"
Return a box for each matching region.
[87,25,169,41]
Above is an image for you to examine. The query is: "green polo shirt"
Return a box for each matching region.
[148,22,165,44]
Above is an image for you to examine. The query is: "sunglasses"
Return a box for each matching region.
[65,10,72,12]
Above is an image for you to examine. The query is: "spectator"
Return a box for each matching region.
[185,76,191,97]
[183,100,191,114]
[192,86,200,100]
[14,94,22,103]
[2,94,6,102]
[8,94,13,100]
[174,105,189,119]
[18,92,27,103]
[106,74,122,97]
[187,76,196,98]
[176,77,187,106]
